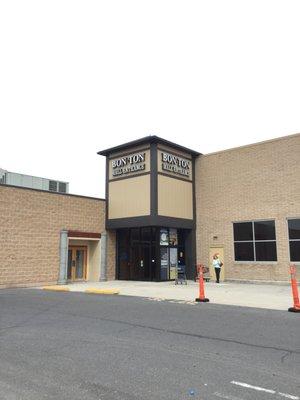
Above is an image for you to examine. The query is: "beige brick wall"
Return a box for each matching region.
[107,230,116,280]
[0,186,108,287]
[195,133,300,282]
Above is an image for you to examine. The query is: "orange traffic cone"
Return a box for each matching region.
[288,265,300,313]
[195,264,209,303]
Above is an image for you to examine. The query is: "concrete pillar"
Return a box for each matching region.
[58,230,68,285]
[100,231,107,281]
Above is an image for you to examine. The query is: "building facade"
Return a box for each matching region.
[0,168,69,193]
[196,133,300,282]
[0,133,299,288]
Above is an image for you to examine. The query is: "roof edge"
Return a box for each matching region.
[0,183,106,202]
[202,132,300,158]
[97,135,201,157]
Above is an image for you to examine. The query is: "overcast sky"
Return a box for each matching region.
[1,1,300,198]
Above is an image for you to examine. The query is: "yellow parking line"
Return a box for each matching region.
[43,286,70,292]
[84,288,119,295]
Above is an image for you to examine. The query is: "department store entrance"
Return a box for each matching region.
[116,227,187,281]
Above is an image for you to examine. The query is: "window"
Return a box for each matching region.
[0,172,6,184]
[58,182,67,193]
[49,180,58,192]
[233,220,277,262]
[288,219,300,262]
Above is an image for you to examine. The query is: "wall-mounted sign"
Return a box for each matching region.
[169,247,178,279]
[169,228,178,246]
[160,247,169,280]
[160,228,169,246]
[111,152,146,177]
[161,152,191,177]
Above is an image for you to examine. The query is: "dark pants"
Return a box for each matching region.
[215,268,221,283]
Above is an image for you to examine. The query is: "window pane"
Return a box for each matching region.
[160,247,169,280]
[169,229,178,246]
[141,227,151,242]
[67,250,72,280]
[288,219,300,240]
[290,241,300,262]
[58,182,67,193]
[233,222,253,241]
[255,242,277,261]
[234,242,254,261]
[254,220,276,241]
[49,180,57,191]
[117,229,130,280]
[131,228,140,243]
[151,227,157,242]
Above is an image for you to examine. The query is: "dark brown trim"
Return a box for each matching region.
[114,229,118,280]
[106,215,194,230]
[150,142,158,217]
[68,231,101,239]
[108,147,150,159]
[191,156,197,276]
[109,171,150,183]
[154,216,195,229]
[0,183,105,202]
[192,156,197,222]
[184,228,196,279]
[157,146,192,160]
[157,171,192,183]
[105,156,109,229]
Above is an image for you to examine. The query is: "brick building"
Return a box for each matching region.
[0,133,299,288]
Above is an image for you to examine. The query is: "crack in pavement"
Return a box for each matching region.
[47,306,300,356]
[1,297,299,357]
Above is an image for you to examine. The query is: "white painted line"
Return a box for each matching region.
[278,393,299,400]
[231,381,275,394]
[230,381,299,400]
[214,391,244,400]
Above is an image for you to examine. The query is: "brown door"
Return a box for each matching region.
[67,246,87,281]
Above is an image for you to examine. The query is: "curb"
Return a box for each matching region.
[43,286,70,292]
[85,288,120,295]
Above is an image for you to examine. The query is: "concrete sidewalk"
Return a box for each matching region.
[48,280,293,311]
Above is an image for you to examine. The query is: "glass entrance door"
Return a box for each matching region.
[141,244,151,281]
[116,227,187,281]
[131,243,151,280]
[67,246,87,281]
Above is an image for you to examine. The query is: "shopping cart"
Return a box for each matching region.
[175,264,187,285]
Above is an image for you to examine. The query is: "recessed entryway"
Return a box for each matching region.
[67,234,102,282]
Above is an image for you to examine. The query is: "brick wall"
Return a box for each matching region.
[195,133,300,282]
[107,230,116,280]
[0,185,107,287]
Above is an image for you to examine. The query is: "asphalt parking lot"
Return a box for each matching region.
[0,289,299,400]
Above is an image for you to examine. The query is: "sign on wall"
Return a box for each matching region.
[111,152,146,177]
[161,152,191,177]
[160,228,169,246]
[169,228,178,246]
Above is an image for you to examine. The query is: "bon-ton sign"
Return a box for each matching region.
[161,152,191,177]
[111,152,146,177]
